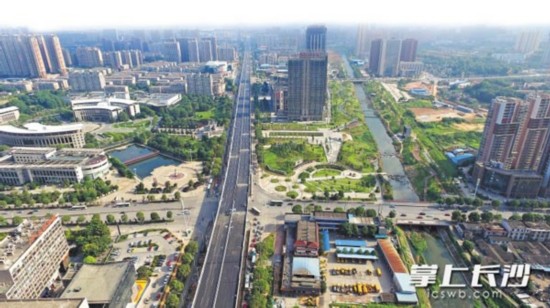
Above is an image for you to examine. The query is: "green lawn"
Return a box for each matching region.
[304,178,373,193]
[312,169,342,178]
[195,109,215,120]
[313,169,342,178]
[260,140,326,175]
[339,125,377,172]
[113,119,150,129]
[261,122,328,131]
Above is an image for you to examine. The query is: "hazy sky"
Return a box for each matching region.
[1,0,548,31]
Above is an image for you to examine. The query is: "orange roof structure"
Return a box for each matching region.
[377,239,408,274]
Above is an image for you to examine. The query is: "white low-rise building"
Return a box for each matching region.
[0,147,110,185]
[0,106,19,124]
[71,97,140,122]
[140,93,182,108]
[0,122,85,148]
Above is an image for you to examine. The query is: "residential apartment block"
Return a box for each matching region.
[0,216,70,299]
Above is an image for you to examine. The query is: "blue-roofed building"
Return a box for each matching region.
[334,239,367,247]
[335,246,378,263]
[394,273,418,304]
[445,151,475,166]
[321,229,330,253]
[409,88,430,96]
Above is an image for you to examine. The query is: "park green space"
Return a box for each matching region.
[303,178,373,194]
[365,81,483,200]
[312,169,341,178]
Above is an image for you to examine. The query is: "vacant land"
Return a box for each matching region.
[409,107,478,123]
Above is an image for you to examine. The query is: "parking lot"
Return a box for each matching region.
[109,230,181,307]
[322,236,395,305]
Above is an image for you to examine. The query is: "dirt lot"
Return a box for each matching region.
[453,122,485,132]
[409,107,477,123]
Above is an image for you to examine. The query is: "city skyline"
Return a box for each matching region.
[1,0,550,31]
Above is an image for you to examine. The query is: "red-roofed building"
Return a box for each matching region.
[377,239,408,274]
[294,221,319,257]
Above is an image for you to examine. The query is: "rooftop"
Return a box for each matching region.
[313,211,348,221]
[292,257,320,278]
[394,273,415,293]
[0,147,106,168]
[295,221,319,249]
[378,239,408,274]
[0,106,18,113]
[61,261,133,303]
[0,298,87,308]
[72,104,120,111]
[71,97,137,106]
[334,239,366,247]
[0,123,83,134]
[0,217,59,271]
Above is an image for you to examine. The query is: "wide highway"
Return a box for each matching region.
[192,51,251,308]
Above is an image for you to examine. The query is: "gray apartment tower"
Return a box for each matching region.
[287,52,328,121]
[305,25,327,52]
[0,35,47,78]
[369,38,402,77]
[177,38,200,62]
[369,39,385,76]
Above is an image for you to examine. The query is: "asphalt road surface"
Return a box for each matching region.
[193,51,252,308]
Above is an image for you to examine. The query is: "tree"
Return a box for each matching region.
[150,212,160,221]
[480,212,493,223]
[121,213,129,223]
[468,211,481,223]
[451,210,462,222]
[340,222,354,237]
[137,265,153,279]
[472,198,483,207]
[166,293,180,308]
[491,200,501,208]
[509,199,521,208]
[178,264,191,279]
[389,210,396,218]
[61,215,71,224]
[161,194,168,201]
[76,215,86,224]
[185,241,199,255]
[182,253,194,265]
[83,255,97,264]
[12,216,23,226]
[462,240,475,253]
[355,207,366,217]
[366,209,377,217]
[106,214,116,224]
[509,213,521,221]
[291,205,303,214]
[174,191,181,200]
[136,211,145,223]
[167,211,173,219]
[333,207,345,213]
[170,280,184,293]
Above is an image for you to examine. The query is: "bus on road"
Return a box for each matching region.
[71,205,87,210]
[268,200,283,206]
[114,202,131,207]
[251,207,261,215]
